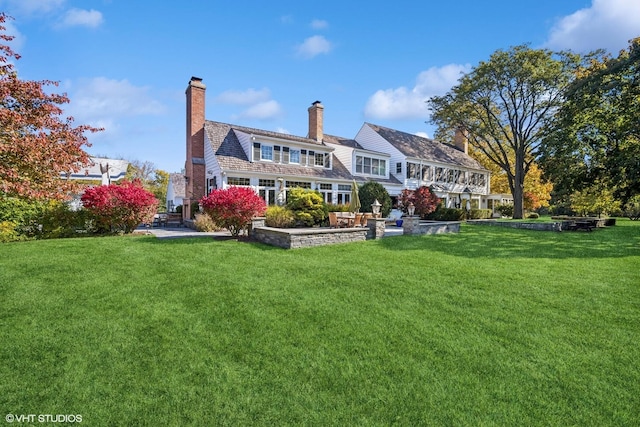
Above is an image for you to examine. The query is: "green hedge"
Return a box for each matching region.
[469,209,492,219]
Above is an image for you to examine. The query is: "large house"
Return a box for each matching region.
[183,76,493,219]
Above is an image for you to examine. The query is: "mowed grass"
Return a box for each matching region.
[0,221,638,426]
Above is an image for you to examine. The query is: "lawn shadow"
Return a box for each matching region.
[375,222,640,260]
[135,234,284,251]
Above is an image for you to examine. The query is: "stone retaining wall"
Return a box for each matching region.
[402,217,462,235]
[249,217,386,249]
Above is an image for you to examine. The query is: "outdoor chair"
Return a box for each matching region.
[329,212,339,228]
[361,213,372,226]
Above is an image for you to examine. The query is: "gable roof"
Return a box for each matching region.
[204,121,354,181]
[365,123,486,170]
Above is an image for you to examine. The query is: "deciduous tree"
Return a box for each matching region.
[540,38,640,205]
[570,182,620,218]
[398,186,440,218]
[0,13,101,200]
[429,45,584,218]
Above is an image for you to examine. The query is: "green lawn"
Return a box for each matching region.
[1,221,639,426]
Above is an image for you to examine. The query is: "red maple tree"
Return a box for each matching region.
[398,186,440,218]
[0,13,101,200]
[81,180,158,233]
[200,186,266,236]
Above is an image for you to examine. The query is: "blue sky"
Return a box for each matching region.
[1,0,639,173]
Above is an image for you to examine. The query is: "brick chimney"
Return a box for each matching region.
[184,76,206,220]
[454,127,468,155]
[308,100,324,142]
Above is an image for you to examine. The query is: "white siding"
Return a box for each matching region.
[355,124,406,182]
[324,142,353,171]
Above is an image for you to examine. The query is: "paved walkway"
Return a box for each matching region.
[143,225,403,240]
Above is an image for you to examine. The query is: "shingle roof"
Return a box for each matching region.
[168,173,186,197]
[366,123,487,170]
[322,134,363,149]
[204,121,354,180]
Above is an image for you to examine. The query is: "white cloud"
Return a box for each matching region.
[236,100,283,120]
[414,131,429,139]
[364,64,470,120]
[215,88,271,105]
[275,127,291,134]
[0,0,66,16]
[2,19,26,52]
[310,19,328,30]
[56,8,103,29]
[296,35,332,59]
[545,0,640,53]
[68,77,167,124]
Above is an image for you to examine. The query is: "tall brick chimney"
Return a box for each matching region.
[308,100,324,142]
[454,127,468,155]
[184,76,206,220]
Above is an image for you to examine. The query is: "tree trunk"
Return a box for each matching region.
[513,149,526,219]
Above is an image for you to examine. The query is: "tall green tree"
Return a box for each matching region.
[429,45,584,218]
[540,38,640,205]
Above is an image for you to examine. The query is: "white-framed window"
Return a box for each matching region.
[318,183,332,204]
[227,177,250,186]
[422,165,433,181]
[286,181,312,189]
[356,155,386,177]
[471,172,486,186]
[261,145,273,161]
[258,179,277,205]
[290,149,300,164]
[337,184,351,205]
[407,162,420,179]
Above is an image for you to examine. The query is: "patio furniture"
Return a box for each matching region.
[354,213,364,227]
[328,212,339,228]
[361,213,373,226]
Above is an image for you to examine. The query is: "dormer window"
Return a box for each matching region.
[356,155,386,177]
[315,152,330,168]
[290,149,300,164]
[251,140,328,167]
[261,145,273,161]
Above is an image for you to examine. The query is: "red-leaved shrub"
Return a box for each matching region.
[200,186,266,236]
[81,180,158,233]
